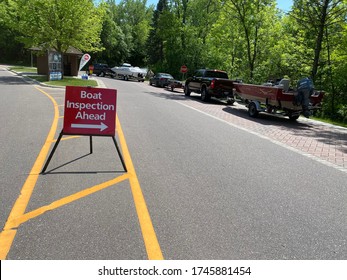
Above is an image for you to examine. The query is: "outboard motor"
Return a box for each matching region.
[295,77,314,117]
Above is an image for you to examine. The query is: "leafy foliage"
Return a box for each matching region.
[5,0,105,53]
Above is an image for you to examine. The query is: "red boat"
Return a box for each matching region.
[230,79,324,120]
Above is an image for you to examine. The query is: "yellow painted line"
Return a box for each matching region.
[0,86,59,259]
[116,116,164,260]
[6,174,129,229]
[61,136,81,141]
[51,135,81,142]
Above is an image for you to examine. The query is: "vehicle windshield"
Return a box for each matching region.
[205,71,228,79]
[160,74,173,79]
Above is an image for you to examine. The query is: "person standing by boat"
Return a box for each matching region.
[295,77,314,118]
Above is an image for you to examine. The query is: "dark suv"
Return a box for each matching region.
[92,63,114,77]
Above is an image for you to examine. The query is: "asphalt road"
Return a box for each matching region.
[0,69,346,260]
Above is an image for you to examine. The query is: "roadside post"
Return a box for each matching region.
[88,65,94,76]
[180,65,188,81]
[41,86,127,173]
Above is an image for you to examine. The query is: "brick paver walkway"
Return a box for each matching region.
[172,92,347,173]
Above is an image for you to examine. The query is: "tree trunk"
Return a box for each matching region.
[311,0,329,82]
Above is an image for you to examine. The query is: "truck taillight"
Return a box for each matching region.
[210,79,215,89]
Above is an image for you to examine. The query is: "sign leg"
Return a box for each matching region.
[41,130,64,174]
[112,136,127,172]
[89,136,93,154]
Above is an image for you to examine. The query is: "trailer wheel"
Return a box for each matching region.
[201,87,210,102]
[227,97,235,105]
[289,114,300,121]
[248,102,259,118]
[184,84,191,96]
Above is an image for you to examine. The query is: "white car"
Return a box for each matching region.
[111,63,146,82]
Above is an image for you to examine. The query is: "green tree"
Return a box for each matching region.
[0,0,27,64]
[96,0,130,66]
[290,0,347,120]
[6,0,105,54]
[209,1,282,82]
[156,8,183,74]
[147,0,168,67]
[290,0,347,82]
[224,0,278,82]
[115,0,152,66]
[185,0,221,70]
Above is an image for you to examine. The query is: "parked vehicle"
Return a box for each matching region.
[167,79,184,91]
[111,63,146,82]
[231,78,324,120]
[149,73,174,87]
[91,63,115,77]
[184,69,234,103]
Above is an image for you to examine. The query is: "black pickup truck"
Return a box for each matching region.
[92,63,115,77]
[184,69,234,104]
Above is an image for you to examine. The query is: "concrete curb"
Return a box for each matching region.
[4,67,104,89]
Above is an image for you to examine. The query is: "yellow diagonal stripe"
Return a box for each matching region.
[6,174,129,229]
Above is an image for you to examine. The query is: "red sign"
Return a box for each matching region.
[180,65,188,73]
[79,53,91,71]
[63,86,117,136]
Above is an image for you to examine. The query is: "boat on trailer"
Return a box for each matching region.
[229,79,324,120]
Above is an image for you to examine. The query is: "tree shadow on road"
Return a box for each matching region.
[222,105,312,128]
[222,106,347,154]
[144,90,188,101]
[145,89,230,104]
[0,75,30,85]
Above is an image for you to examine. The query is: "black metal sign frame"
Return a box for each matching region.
[41,130,127,174]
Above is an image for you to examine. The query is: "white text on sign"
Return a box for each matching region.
[66,90,115,120]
